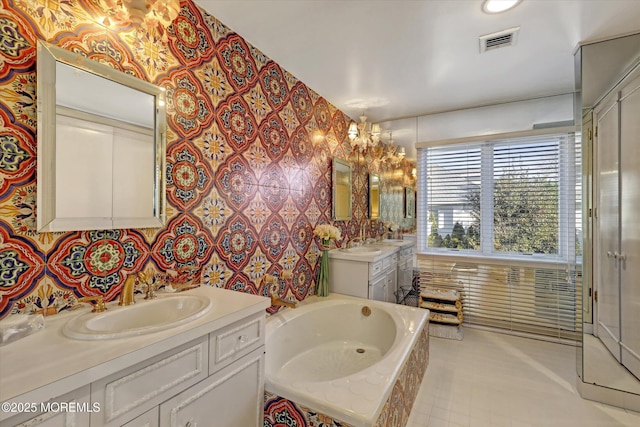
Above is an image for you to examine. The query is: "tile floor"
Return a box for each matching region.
[406,328,640,427]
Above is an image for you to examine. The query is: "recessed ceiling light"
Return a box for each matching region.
[482,0,522,14]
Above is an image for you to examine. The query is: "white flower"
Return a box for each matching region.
[313,223,342,241]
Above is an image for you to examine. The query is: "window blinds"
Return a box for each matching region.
[417,132,580,339]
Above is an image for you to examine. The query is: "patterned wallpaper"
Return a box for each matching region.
[0,0,414,319]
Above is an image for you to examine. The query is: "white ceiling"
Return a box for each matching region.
[195,0,640,161]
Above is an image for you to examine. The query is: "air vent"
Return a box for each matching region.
[479,27,520,53]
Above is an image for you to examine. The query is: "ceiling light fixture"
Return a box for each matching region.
[381,132,401,166]
[482,0,521,14]
[103,0,180,40]
[348,113,381,153]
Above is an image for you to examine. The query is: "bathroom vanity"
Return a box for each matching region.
[328,244,400,303]
[0,287,270,427]
[384,240,416,292]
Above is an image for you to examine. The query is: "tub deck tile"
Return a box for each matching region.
[264,323,430,427]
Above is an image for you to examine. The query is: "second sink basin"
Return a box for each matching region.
[343,246,382,255]
[63,294,212,340]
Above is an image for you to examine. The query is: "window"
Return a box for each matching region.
[418,133,577,261]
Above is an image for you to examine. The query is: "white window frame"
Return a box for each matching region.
[417,133,576,263]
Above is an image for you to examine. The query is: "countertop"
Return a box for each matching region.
[328,243,399,262]
[0,286,269,408]
[377,239,416,249]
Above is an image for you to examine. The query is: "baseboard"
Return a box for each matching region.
[577,378,640,413]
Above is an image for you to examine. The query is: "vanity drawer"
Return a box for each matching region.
[369,261,383,279]
[209,312,265,374]
[383,254,398,270]
[90,336,208,427]
[400,246,414,259]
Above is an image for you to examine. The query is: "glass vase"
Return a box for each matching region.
[316,239,330,297]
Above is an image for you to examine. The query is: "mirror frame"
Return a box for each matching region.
[369,173,380,219]
[332,158,352,221]
[36,41,167,232]
[405,186,415,219]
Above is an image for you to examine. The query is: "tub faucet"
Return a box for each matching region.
[262,272,297,309]
[119,272,144,306]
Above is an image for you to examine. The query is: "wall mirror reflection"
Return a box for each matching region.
[332,158,352,220]
[577,31,640,398]
[369,173,380,219]
[37,41,167,232]
[405,187,415,219]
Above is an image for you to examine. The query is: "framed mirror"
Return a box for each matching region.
[405,187,415,219]
[369,173,380,219]
[332,158,352,220]
[36,41,166,232]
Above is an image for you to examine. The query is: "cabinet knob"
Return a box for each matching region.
[607,251,613,258]
[238,335,248,343]
[186,421,194,427]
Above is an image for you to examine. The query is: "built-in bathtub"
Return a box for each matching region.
[263,293,430,427]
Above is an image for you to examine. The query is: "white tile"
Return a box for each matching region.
[427,415,450,427]
[407,329,640,427]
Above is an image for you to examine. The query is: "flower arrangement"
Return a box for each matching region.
[313,223,342,242]
[313,223,341,297]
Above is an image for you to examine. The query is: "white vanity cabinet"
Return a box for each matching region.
[397,245,416,291]
[121,408,158,427]
[0,288,269,427]
[329,247,399,303]
[91,314,266,427]
[90,336,210,426]
[0,386,92,427]
[159,347,264,427]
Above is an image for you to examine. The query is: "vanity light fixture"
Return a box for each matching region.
[348,113,381,153]
[102,0,180,41]
[482,0,522,14]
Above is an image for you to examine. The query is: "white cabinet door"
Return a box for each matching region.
[385,268,397,304]
[369,274,386,302]
[594,94,621,362]
[620,73,640,380]
[159,347,264,427]
[397,259,412,290]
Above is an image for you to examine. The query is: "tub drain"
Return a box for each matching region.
[356,348,365,354]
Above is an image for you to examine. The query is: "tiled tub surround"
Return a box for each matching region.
[264,294,430,427]
[0,0,416,320]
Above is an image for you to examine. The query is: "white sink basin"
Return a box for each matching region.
[343,246,382,255]
[63,295,212,340]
